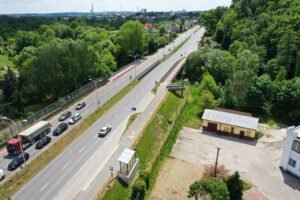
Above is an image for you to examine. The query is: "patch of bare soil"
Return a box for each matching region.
[150,157,204,200]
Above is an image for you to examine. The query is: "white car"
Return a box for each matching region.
[98,126,112,137]
[0,168,5,181]
[68,113,81,125]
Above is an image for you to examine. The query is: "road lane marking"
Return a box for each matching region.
[40,182,49,192]
[79,146,86,153]
[61,162,70,170]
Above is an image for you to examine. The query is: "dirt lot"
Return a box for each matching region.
[150,157,204,200]
[168,127,300,200]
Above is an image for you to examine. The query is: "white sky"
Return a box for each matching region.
[0,0,232,14]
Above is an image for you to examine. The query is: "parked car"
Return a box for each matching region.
[98,126,112,137]
[76,102,86,110]
[168,48,172,51]
[59,111,72,121]
[35,136,51,149]
[53,123,68,136]
[68,113,81,125]
[7,152,30,171]
[0,168,5,181]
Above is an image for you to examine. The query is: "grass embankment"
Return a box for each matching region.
[0,80,139,200]
[102,87,188,200]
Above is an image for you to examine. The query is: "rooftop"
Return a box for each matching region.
[202,109,259,130]
[118,148,135,164]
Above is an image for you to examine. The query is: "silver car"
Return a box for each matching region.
[68,113,81,125]
[98,126,112,137]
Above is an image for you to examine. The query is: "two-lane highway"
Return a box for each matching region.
[10,26,204,200]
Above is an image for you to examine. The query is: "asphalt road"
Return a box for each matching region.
[0,26,197,180]
[9,26,204,200]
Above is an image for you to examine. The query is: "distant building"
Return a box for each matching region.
[164,23,180,33]
[281,126,300,177]
[144,23,153,29]
[202,108,259,139]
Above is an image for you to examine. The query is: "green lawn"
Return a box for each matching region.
[242,180,252,191]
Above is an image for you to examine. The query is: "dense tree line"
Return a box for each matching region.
[185,0,300,123]
[0,15,176,118]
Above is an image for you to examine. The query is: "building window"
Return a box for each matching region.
[288,158,297,168]
[292,140,300,154]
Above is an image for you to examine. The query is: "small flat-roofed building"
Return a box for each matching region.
[281,126,300,177]
[202,108,259,139]
[118,148,139,184]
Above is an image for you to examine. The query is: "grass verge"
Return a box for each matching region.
[102,85,188,200]
[0,80,139,200]
[125,113,140,131]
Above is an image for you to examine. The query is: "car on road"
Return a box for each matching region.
[7,152,30,171]
[76,102,86,110]
[0,168,5,181]
[98,126,112,137]
[168,48,172,51]
[59,111,72,121]
[53,123,68,136]
[35,136,51,149]
[68,113,81,125]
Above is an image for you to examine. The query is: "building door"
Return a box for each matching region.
[231,127,234,134]
[207,122,218,132]
[240,131,245,138]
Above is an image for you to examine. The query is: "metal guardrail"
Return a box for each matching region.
[136,60,161,80]
[160,58,183,82]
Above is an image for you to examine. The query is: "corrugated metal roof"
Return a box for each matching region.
[118,148,135,164]
[202,109,259,130]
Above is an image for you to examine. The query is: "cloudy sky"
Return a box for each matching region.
[0,0,232,14]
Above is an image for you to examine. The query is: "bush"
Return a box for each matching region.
[139,170,150,189]
[131,179,147,200]
[188,177,230,200]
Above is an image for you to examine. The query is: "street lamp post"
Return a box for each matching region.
[2,117,27,168]
[129,53,140,79]
[89,79,100,107]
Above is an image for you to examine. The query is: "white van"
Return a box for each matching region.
[0,168,5,180]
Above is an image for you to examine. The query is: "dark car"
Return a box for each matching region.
[76,102,86,110]
[35,136,51,149]
[7,153,30,171]
[53,123,68,136]
[59,111,72,121]
[98,126,112,137]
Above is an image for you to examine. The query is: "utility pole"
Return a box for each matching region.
[214,147,222,177]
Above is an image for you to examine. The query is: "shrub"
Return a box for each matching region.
[188,177,230,200]
[131,179,147,200]
[139,170,150,188]
[202,164,229,181]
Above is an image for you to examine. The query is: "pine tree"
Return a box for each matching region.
[226,171,243,200]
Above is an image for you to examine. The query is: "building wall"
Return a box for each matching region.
[202,120,256,138]
[281,126,300,178]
